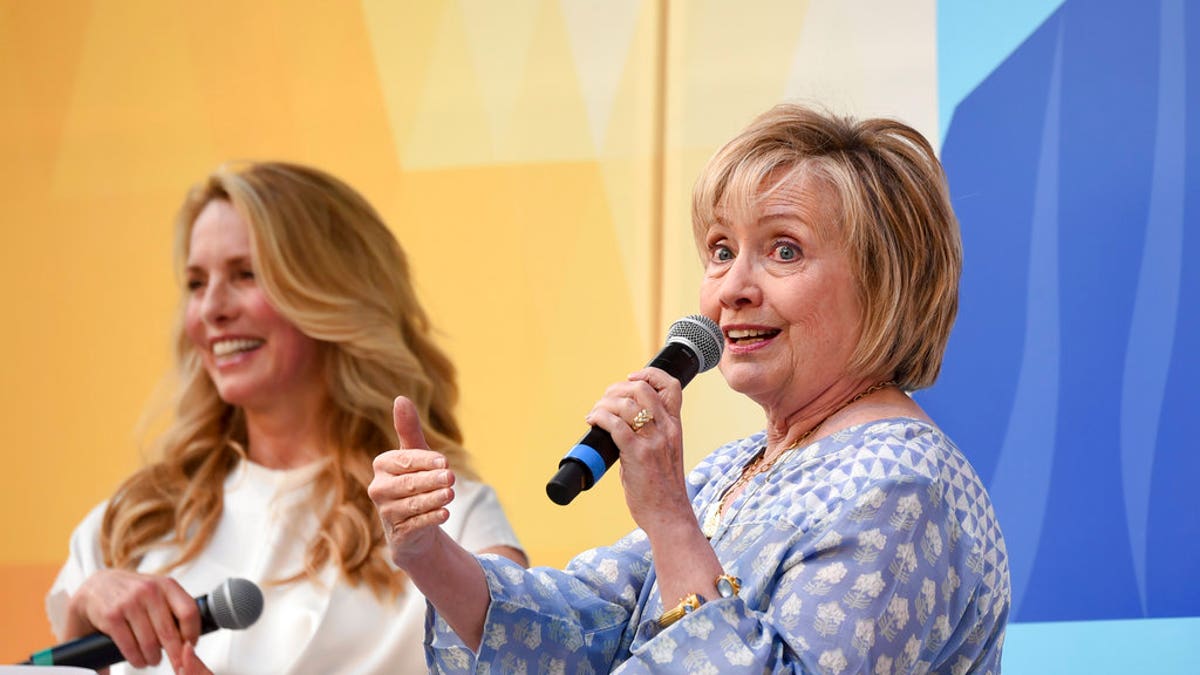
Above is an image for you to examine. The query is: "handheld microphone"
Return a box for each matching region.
[23,577,264,670]
[546,315,723,505]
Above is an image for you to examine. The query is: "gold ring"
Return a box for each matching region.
[631,408,654,432]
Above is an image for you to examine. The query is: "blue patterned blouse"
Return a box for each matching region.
[427,418,1010,674]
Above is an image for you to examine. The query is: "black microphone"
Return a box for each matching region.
[23,577,264,669]
[546,315,723,505]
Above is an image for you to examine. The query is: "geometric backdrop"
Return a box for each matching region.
[1,1,1195,670]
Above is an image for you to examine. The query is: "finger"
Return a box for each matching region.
[101,616,147,669]
[162,578,202,648]
[176,642,213,675]
[393,396,430,450]
[384,507,451,540]
[176,642,196,675]
[379,486,455,526]
[630,368,683,407]
[586,408,639,447]
[146,591,185,669]
[370,468,454,506]
[124,604,163,667]
[373,449,447,476]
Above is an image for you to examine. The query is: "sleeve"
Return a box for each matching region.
[617,474,987,674]
[447,479,524,555]
[426,528,654,673]
[45,502,110,640]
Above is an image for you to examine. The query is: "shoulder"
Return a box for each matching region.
[825,418,1010,603]
[46,500,112,638]
[69,500,111,547]
[825,417,969,487]
[787,418,1004,552]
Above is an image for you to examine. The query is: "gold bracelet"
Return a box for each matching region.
[658,593,704,627]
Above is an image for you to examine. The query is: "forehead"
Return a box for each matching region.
[187,200,252,262]
[717,168,839,236]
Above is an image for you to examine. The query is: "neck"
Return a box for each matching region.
[242,394,329,470]
[763,377,892,456]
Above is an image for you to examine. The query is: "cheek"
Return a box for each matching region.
[183,301,206,345]
[698,277,721,316]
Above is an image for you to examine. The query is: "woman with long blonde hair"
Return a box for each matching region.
[46,161,526,674]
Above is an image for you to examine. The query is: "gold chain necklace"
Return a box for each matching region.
[700,380,896,539]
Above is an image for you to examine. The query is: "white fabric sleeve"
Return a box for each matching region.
[447,479,524,555]
[45,501,110,640]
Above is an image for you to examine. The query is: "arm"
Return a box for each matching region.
[427,530,655,673]
[620,469,1001,673]
[48,502,205,672]
[585,368,726,609]
[369,396,492,649]
[371,398,652,671]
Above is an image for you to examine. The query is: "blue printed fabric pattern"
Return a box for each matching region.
[427,418,1010,673]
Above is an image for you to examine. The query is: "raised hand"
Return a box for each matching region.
[584,367,692,536]
[368,396,457,567]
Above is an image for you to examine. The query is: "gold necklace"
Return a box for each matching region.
[700,380,895,539]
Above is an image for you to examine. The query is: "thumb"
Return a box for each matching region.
[392,396,430,450]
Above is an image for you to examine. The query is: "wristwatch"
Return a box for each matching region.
[658,593,705,627]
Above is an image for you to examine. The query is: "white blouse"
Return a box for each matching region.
[47,459,523,674]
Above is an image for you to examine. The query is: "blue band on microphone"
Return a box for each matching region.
[566,444,608,483]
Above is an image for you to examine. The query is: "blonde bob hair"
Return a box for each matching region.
[692,104,962,391]
[100,161,474,597]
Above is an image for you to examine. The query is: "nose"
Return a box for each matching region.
[718,253,762,309]
[200,278,237,326]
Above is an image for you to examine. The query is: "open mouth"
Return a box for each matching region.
[212,338,265,357]
[725,328,781,345]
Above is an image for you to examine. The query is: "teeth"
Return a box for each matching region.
[212,338,264,357]
[727,328,776,340]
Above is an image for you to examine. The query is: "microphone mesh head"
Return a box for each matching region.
[209,578,264,630]
[666,315,723,372]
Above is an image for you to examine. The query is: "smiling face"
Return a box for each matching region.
[698,170,864,415]
[183,199,325,413]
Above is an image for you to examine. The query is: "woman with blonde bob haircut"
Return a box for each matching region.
[691,103,963,392]
[372,104,1009,673]
[47,161,526,674]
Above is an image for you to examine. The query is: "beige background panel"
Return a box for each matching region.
[784,0,939,148]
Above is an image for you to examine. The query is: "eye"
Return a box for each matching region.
[711,244,734,263]
[235,268,256,281]
[774,242,801,261]
[185,276,204,292]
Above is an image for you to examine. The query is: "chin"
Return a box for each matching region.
[212,380,258,408]
[719,365,770,398]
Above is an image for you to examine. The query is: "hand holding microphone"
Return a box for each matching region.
[25,577,263,670]
[546,315,723,505]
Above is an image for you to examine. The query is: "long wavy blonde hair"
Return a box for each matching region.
[99,161,475,597]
